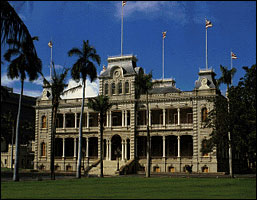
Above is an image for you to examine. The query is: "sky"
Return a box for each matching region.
[1,1,256,97]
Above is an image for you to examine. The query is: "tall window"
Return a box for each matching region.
[41,142,46,156]
[125,81,129,93]
[42,115,47,128]
[105,83,108,95]
[118,81,122,94]
[201,107,208,122]
[111,83,115,95]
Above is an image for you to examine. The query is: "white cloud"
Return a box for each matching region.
[114,1,187,25]
[1,73,19,86]
[31,75,51,86]
[15,88,42,97]
[61,78,99,99]
[53,64,64,70]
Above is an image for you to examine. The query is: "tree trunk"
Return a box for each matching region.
[76,79,86,178]
[50,105,57,180]
[11,123,14,171]
[13,80,24,181]
[146,91,151,177]
[100,113,104,177]
[227,84,233,178]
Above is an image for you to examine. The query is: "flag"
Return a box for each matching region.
[122,1,126,6]
[48,41,53,48]
[205,19,213,28]
[162,31,167,39]
[231,52,237,59]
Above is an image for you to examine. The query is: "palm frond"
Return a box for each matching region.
[68,48,83,57]
[3,48,20,62]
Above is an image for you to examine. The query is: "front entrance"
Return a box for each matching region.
[111,135,122,160]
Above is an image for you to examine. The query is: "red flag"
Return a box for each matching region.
[162,31,167,39]
[48,41,53,48]
[205,19,213,28]
[231,52,237,59]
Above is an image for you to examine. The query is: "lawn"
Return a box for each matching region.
[1,177,256,199]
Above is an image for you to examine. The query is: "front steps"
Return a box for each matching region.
[87,160,127,176]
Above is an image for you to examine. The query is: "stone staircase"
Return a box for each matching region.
[87,160,127,176]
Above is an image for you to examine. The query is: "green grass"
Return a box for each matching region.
[1,177,256,199]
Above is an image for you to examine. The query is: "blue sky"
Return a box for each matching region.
[1,1,256,97]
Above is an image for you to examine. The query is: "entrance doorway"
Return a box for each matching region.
[111,135,122,160]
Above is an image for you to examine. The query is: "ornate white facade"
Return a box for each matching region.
[34,55,222,175]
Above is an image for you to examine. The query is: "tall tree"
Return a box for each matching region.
[217,65,236,177]
[135,70,153,177]
[40,63,69,180]
[228,64,256,171]
[87,95,112,177]
[4,37,42,181]
[1,1,37,57]
[68,40,101,178]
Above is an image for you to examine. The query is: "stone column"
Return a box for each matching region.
[122,110,125,127]
[177,135,181,158]
[109,111,112,127]
[75,113,77,128]
[122,140,124,161]
[163,136,166,158]
[163,108,166,126]
[125,139,127,160]
[106,140,109,160]
[74,138,77,158]
[63,113,66,128]
[109,140,112,160]
[62,138,65,158]
[177,108,180,125]
[86,137,89,158]
[87,112,90,128]
[125,110,128,127]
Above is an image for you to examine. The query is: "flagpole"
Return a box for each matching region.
[231,50,233,85]
[121,2,124,56]
[50,43,52,81]
[206,19,208,70]
[230,50,233,70]
[162,34,164,80]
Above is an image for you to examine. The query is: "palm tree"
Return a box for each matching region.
[87,95,112,177]
[68,40,101,178]
[40,63,69,180]
[135,70,153,177]
[4,37,42,181]
[217,64,236,178]
[1,1,37,56]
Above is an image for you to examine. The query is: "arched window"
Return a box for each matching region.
[111,83,115,95]
[105,83,108,95]
[41,142,46,157]
[201,107,208,122]
[42,115,47,128]
[125,81,129,93]
[118,81,122,94]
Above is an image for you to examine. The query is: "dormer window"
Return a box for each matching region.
[105,83,109,95]
[201,107,208,122]
[125,81,129,93]
[111,83,115,95]
[42,115,47,128]
[118,81,122,94]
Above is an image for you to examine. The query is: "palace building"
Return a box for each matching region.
[34,54,227,175]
